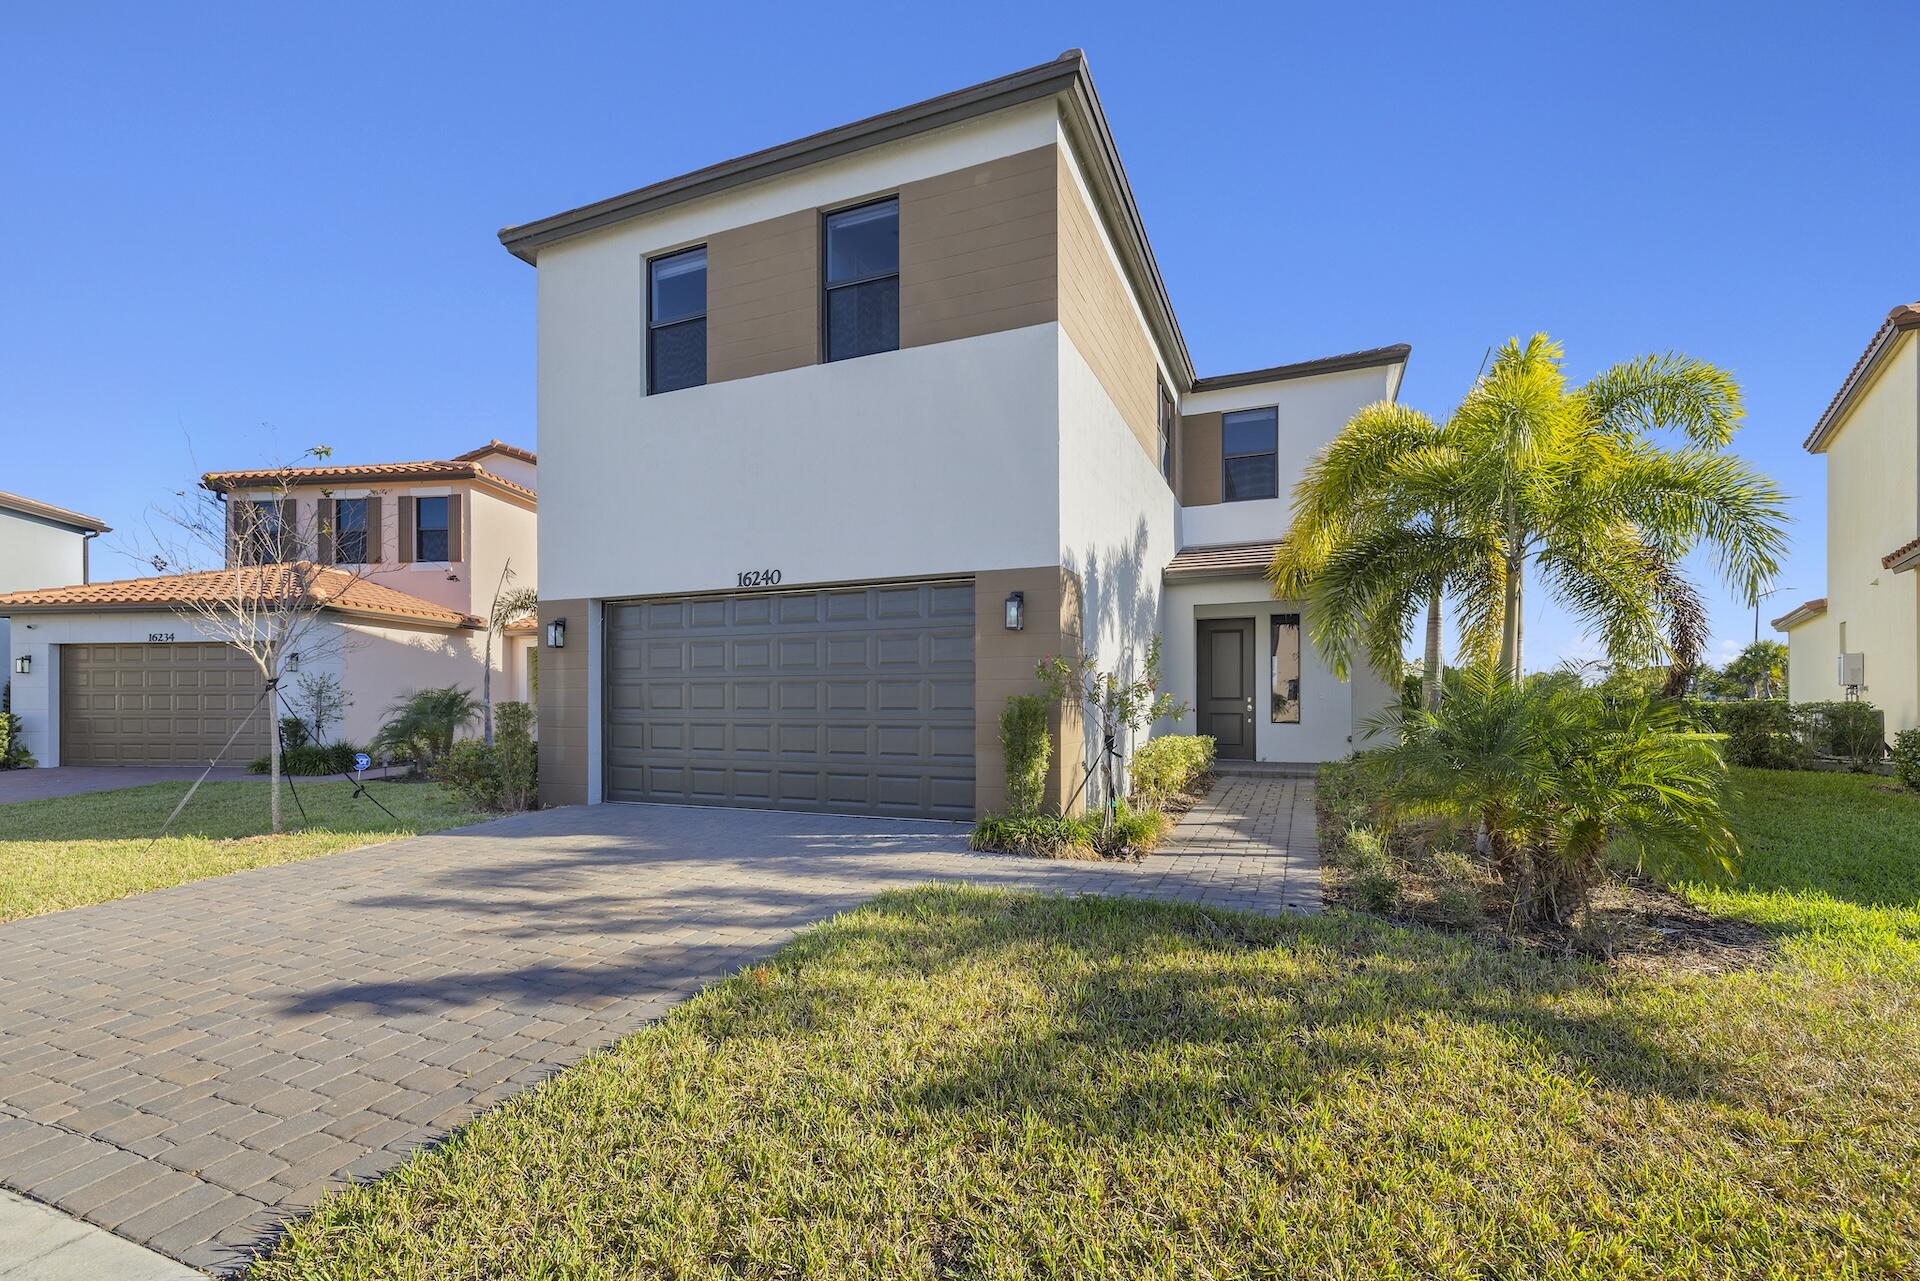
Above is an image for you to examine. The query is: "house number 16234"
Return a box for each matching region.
[736,569,782,588]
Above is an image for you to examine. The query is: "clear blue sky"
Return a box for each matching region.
[4,2,1915,671]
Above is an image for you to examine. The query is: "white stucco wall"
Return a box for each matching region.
[1176,363,1401,550]
[0,507,94,681]
[337,620,492,748]
[472,452,538,492]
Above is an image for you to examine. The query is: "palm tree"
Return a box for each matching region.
[1367,664,1737,923]
[1277,336,1786,691]
[1270,402,1495,712]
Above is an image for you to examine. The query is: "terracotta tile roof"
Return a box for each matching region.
[1884,537,1920,572]
[200,459,537,504]
[0,563,481,629]
[452,440,537,465]
[503,615,537,633]
[1804,303,1920,453]
[1770,597,1828,631]
[0,489,110,533]
[1164,541,1283,580]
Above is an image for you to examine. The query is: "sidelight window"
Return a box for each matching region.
[1271,613,1301,723]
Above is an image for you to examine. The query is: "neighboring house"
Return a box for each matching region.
[0,490,109,687]
[1777,302,1920,736]
[502,50,1405,819]
[0,441,537,766]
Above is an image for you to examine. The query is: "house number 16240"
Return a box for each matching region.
[736,569,782,588]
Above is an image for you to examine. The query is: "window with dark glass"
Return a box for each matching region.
[1156,378,1176,481]
[823,197,899,362]
[243,500,287,564]
[1272,613,1302,723]
[647,246,707,394]
[1222,406,1278,501]
[333,497,368,563]
[415,496,449,562]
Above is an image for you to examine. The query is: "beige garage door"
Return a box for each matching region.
[60,643,271,766]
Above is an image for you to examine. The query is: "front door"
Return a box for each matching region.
[1196,618,1256,760]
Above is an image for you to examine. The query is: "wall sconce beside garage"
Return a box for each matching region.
[547,618,567,649]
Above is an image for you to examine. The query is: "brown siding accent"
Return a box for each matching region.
[1179,412,1223,507]
[445,492,464,563]
[1056,148,1159,462]
[396,496,415,565]
[706,209,819,383]
[974,567,1085,816]
[900,145,1057,349]
[538,597,590,807]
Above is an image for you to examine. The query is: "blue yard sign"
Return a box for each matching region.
[353,752,372,774]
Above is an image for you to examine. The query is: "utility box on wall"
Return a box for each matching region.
[1838,651,1866,688]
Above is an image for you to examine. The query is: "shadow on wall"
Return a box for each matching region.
[1060,516,1164,795]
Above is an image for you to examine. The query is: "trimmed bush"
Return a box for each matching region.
[970,800,1167,860]
[1796,701,1886,771]
[432,702,539,812]
[247,743,362,776]
[998,694,1051,816]
[1891,729,1920,792]
[1715,700,1802,770]
[0,710,33,770]
[279,716,312,750]
[1129,734,1216,803]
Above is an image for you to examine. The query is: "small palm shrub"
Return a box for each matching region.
[1367,663,1738,924]
[971,800,1167,860]
[1129,734,1216,803]
[372,686,479,772]
[998,694,1051,816]
[1893,729,1920,793]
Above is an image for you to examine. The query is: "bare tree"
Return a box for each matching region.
[147,446,376,833]
[481,558,538,746]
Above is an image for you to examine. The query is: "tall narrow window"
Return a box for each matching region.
[1271,613,1302,723]
[648,246,707,394]
[242,500,287,564]
[1222,406,1278,501]
[1157,378,1176,482]
[333,497,368,563]
[415,496,449,562]
[823,197,899,362]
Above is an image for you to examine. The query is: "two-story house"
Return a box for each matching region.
[0,490,110,686]
[0,441,538,766]
[1776,302,1920,735]
[504,51,1404,819]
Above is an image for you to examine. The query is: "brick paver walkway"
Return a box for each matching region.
[1159,773,1323,911]
[0,779,1318,1274]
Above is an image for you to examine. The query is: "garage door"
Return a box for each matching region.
[605,580,975,819]
[60,643,271,766]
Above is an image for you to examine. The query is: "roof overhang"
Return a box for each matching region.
[1804,304,1920,453]
[495,50,1198,386]
[1884,538,1920,574]
[0,490,110,534]
[1190,344,1412,395]
[200,463,536,507]
[1164,540,1283,581]
[1771,598,1828,631]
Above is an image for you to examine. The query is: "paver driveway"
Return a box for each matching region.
[0,787,1319,1274]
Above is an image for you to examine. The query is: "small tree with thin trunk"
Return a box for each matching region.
[1038,637,1187,832]
[147,446,375,833]
[480,559,538,746]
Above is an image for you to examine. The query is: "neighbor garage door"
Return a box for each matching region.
[60,643,271,766]
[605,580,975,819]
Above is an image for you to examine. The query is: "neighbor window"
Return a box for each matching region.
[1222,406,1278,501]
[242,500,287,563]
[415,496,449,562]
[824,197,899,362]
[1271,613,1302,723]
[1157,378,1176,482]
[333,497,368,563]
[648,245,707,394]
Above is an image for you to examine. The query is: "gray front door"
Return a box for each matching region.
[604,580,976,819]
[1196,618,1255,760]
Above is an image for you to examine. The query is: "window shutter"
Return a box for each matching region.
[317,498,335,565]
[365,495,383,563]
[279,499,296,562]
[445,493,463,563]
[225,499,240,565]
[397,496,415,565]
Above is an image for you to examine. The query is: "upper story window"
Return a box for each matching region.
[333,497,369,563]
[823,197,899,362]
[648,246,707,394]
[1222,407,1278,502]
[238,500,288,564]
[415,496,450,561]
[1157,378,1176,482]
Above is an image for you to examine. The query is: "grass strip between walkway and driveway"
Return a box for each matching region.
[253,768,1920,1280]
[0,780,485,923]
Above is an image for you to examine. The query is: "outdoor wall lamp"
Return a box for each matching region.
[1004,591,1025,631]
[547,618,567,649]
[13,655,28,676]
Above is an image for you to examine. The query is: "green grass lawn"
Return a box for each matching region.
[251,767,1920,1279]
[0,780,486,922]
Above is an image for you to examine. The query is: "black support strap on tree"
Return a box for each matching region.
[272,684,399,822]
[142,678,275,853]
[267,677,310,826]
